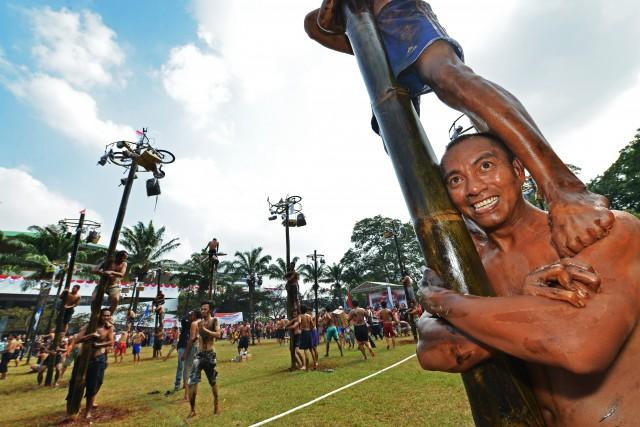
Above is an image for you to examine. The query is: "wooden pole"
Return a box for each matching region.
[338,1,545,425]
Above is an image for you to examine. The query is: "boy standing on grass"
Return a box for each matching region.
[187,301,221,417]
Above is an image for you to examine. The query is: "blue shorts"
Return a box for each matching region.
[325,326,339,342]
[132,343,141,355]
[376,0,464,97]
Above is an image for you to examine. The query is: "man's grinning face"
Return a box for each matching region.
[441,136,525,232]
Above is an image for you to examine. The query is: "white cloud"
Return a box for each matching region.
[28,7,125,88]
[161,43,231,130]
[192,0,316,103]
[0,167,102,230]
[8,74,134,147]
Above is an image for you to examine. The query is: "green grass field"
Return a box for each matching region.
[1,337,473,426]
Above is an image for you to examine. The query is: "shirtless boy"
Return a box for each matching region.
[60,334,78,380]
[299,306,317,370]
[305,0,613,259]
[53,336,68,386]
[65,308,114,420]
[348,301,375,360]
[286,309,305,370]
[418,134,640,426]
[182,310,201,400]
[60,285,81,334]
[153,291,166,325]
[131,328,145,365]
[0,334,18,379]
[188,301,221,417]
[93,250,128,314]
[276,316,286,346]
[205,238,220,269]
[322,307,343,357]
[114,329,128,363]
[237,321,251,356]
[378,301,395,350]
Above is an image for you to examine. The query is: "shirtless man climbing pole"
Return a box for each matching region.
[93,250,128,315]
[60,285,81,334]
[418,134,640,426]
[65,308,114,420]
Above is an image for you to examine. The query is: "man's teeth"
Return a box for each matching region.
[473,196,498,210]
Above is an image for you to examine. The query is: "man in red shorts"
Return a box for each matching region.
[113,329,127,363]
[378,301,395,350]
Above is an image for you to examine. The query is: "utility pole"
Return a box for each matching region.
[45,211,100,386]
[67,127,175,417]
[306,250,325,327]
[268,195,306,370]
[154,268,161,329]
[44,256,70,336]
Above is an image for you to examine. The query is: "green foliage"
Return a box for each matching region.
[0,306,33,334]
[119,220,180,280]
[231,248,272,322]
[320,263,347,307]
[588,129,640,213]
[0,226,106,278]
[267,256,304,282]
[340,215,424,286]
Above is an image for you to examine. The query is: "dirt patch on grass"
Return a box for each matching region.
[0,382,42,395]
[18,405,141,426]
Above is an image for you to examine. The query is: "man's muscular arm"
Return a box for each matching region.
[111,262,127,278]
[304,9,353,55]
[183,321,198,360]
[200,320,221,339]
[424,281,637,375]
[416,314,493,373]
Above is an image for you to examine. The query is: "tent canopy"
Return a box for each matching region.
[350,281,403,294]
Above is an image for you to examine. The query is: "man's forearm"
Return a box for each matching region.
[433,292,633,373]
[202,328,221,338]
[93,341,113,349]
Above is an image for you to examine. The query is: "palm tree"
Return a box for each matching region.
[232,248,272,332]
[173,251,209,297]
[10,225,71,279]
[267,256,304,282]
[321,263,346,307]
[119,221,180,281]
[299,262,326,314]
[0,231,33,275]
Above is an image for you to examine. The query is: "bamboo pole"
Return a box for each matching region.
[337,1,545,425]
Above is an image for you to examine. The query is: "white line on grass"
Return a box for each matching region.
[248,353,417,427]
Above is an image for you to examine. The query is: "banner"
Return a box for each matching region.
[367,288,406,308]
[214,312,243,324]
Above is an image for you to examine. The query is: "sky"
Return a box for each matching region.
[1,0,640,282]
